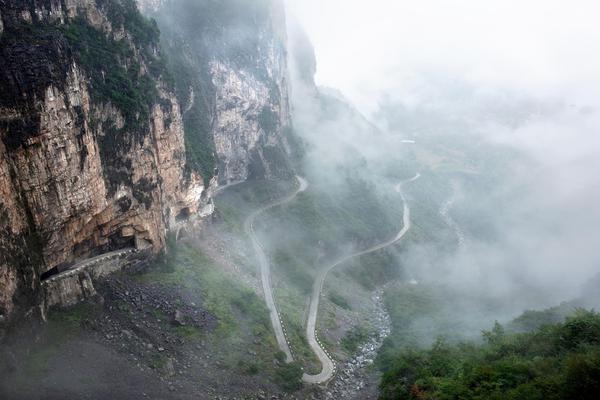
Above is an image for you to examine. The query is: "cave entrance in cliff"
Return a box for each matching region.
[40,267,59,282]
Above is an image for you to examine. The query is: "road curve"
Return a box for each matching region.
[302,173,420,384]
[245,176,309,362]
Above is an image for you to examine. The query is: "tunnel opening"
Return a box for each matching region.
[40,267,59,282]
[176,207,191,222]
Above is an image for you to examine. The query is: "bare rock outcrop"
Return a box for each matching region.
[145,0,294,185]
[0,0,213,330]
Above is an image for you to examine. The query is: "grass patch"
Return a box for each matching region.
[341,325,372,354]
[137,243,270,338]
[345,251,402,291]
[237,359,262,375]
[272,249,313,295]
[274,283,321,373]
[328,291,352,311]
[149,354,169,370]
[48,303,98,328]
[146,307,168,322]
[275,362,303,392]
[173,325,203,339]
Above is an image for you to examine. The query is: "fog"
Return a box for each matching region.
[3,1,600,397]
[286,0,600,317]
[287,0,600,114]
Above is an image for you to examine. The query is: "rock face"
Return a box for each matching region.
[0,0,214,330]
[142,0,294,184]
[43,248,140,309]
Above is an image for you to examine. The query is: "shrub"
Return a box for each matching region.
[379,310,600,400]
[275,362,303,392]
[328,291,351,310]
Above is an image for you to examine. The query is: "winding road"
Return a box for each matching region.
[302,173,420,384]
[244,176,309,363]
[219,173,419,384]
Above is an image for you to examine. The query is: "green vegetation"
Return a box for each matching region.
[346,251,402,291]
[161,36,216,185]
[328,291,352,310]
[508,304,575,333]
[48,303,99,328]
[273,249,313,295]
[261,178,402,277]
[137,243,271,339]
[249,177,404,373]
[149,354,169,370]
[181,101,217,186]
[341,325,372,354]
[274,350,287,363]
[213,178,297,237]
[377,284,501,370]
[65,0,171,123]
[0,0,176,193]
[379,310,600,400]
[155,0,288,183]
[134,239,302,381]
[173,325,203,339]
[259,107,279,134]
[237,359,262,375]
[279,309,320,373]
[275,362,303,392]
[61,17,161,128]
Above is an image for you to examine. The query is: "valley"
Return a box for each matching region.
[1,1,599,399]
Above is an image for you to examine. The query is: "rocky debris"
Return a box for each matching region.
[101,276,217,331]
[322,289,391,400]
[79,275,218,384]
[209,393,305,400]
[171,310,186,326]
[193,233,261,294]
[77,268,330,400]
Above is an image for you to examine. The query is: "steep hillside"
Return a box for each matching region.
[0,0,214,332]
[140,0,294,184]
[379,309,600,400]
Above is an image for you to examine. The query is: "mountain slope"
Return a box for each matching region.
[0,0,213,331]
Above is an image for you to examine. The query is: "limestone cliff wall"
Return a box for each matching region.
[0,0,213,331]
[143,0,294,185]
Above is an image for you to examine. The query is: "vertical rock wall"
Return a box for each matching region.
[143,0,294,185]
[0,0,213,330]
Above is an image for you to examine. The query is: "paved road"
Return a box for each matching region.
[302,173,420,384]
[245,176,309,362]
[41,248,136,285]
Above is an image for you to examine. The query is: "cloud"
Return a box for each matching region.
[286,0,600,311]
[287,0,600,114]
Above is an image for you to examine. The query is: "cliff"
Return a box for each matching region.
[0,0,214,332]
[140,0,294,184]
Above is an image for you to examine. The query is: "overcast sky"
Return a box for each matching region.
[287,0,600,115]
[285,0,600,303]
